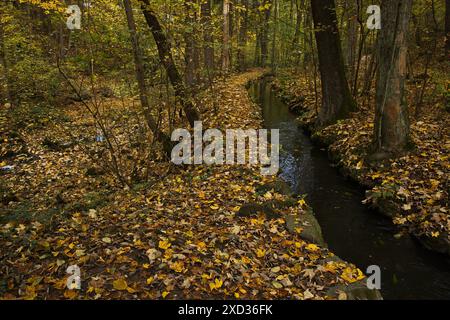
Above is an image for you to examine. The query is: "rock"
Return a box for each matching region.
[256,179,293,196]
[327,281,383,300]
[267,198,297,209]
[285,209,326,247]
[415,232,450,257]
[323,255,383,300]
[237,203,278,219]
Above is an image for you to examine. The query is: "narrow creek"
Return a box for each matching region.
[249,77,450,300]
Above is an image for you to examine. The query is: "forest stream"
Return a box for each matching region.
[249,77,450,300]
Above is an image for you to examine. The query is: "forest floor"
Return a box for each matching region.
[270,67,449,255]
[0,70,370,300]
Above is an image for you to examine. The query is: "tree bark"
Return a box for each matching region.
[373,0,412,154]
[271,0,278,69]
[260,0,271,66]
[184,0,195,87]
[446,0,450,53]
[222,0,231,71]
[123,0,172,155]
[139,0,200,128]
[310,0,355,126]
[0,8,14,107]
[201,0,214,72]
[237,0,248,71]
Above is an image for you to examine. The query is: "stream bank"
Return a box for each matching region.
[267,71,450,257]
[248,76,450,299]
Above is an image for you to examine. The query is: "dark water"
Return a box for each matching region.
[249,78,450,300]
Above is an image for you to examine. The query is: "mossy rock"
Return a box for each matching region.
[415,232,450,257]
[324,256,383,300]
[256,179,293,196]
[237,203,278,219]
[285,209,326,247]
[327,281,383,300]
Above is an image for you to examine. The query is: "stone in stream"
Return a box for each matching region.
[327,281,383,300]
[285,210,327,247]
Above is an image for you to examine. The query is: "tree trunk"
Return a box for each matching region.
[184,1,195,87]
[260,0,271,66]
[344,2,357,85]
[201,0,214,72]
[291,0,303,64]
[222,0,231,72]
[139,0,200,128]
[237,0,248,71]
[123,0,172,155]
[310,0,355,126]
[446,0,450,53]
[373,0,412,154]
[0,9,14,107]
[271,0,278,69]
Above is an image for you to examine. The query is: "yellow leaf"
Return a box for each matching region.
[64,290,77,299]
[146,277,154,285]
[431,231,440,238]
[340,267,365,283]
[158,240,171,250]
[170,261,184,273]
[305,244,319,252]
[113,278,128,291]
[241,256,251,264]
[256,248,266,258]
[162,291,169,298]
[209,278,223,290]
[196,241,207,251]
[210,204,219,210]
[356,160,363,170]
[263,192,273,200]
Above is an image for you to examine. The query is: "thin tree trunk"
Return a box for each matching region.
[201,0,214,72]
[271,0,278,70]
[310,0,356,126]
[373,0,412,154]
[237,0,248,71]
[222,0,231,71]
[184,0,195,87]
[260,0,271,66]
[139,0,200,128]
[446,0,450,53]
[344,2,357,86]
[123,0,172,155]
